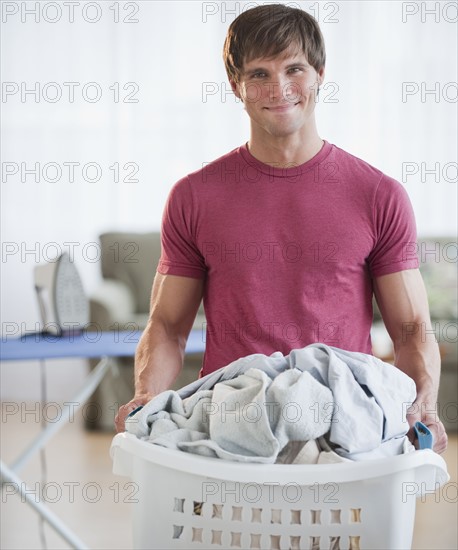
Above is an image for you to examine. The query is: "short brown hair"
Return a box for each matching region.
[223,4,326,83]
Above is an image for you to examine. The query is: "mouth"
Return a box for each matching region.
[264,102,301,112]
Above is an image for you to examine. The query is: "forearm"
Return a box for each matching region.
[115,273,203,433]
[393,321,441,403]
[393,323,448,453]
[374,271,447,451]
[134,318,187,399]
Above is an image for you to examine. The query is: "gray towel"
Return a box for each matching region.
[127,367,333,463]
[126,343,416,462]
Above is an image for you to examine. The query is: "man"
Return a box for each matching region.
[115,4,447,453]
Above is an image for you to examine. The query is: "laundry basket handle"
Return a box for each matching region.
[414,421,434,450]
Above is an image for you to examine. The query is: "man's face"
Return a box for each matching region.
[230,48,325,139]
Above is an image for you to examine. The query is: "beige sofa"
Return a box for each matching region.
[86,232,205,430]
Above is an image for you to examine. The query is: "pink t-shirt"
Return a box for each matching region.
[158,140,419,376]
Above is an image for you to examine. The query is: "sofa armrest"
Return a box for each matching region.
[90,279,206,334]
[89,279,137,331]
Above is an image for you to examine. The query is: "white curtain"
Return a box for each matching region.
[1,1,456,398]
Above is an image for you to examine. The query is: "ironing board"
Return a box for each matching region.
[0,329,205,549]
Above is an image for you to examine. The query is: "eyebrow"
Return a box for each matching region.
[243,62,309,75]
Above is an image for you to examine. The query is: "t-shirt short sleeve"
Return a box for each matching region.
[367,175,420,277]
[157,177,206,279]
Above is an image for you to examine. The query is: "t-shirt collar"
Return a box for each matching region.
[239,140,332,178]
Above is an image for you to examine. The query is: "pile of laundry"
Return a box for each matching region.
[125,343,416,463]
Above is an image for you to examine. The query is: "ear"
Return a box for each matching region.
[229,78,242,100]
[317,66,325,86]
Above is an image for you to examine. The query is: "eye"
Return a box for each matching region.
[251,72,266,79]
[288,67,302,74]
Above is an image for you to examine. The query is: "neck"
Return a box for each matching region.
[247,126,323,168]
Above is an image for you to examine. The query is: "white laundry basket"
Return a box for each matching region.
[110,433,449,550]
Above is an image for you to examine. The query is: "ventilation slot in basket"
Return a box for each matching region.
[251,507,263,523]
[230,531,242,547]
[349,535,361,550]
[211,529,222,545]
[330,509,341,523]
[290,509,301,524]
[173,498,184,513]
[212,504,223,519]
[172,525,183,540]
[250,533,262,549]
[350,508,362,522]
[310,509,321,524]
[191,527,203,543]
[193,501,203,516]
[270,509,282,524]
[270,534,281,550]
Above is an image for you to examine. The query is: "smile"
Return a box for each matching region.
[264,102,300,112]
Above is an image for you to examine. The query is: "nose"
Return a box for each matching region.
[267,73,287,101]
[268,73,299,103]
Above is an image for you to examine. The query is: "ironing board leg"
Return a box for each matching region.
[0,355,114,549]
[0,459,90,549]
[10,356,112,473]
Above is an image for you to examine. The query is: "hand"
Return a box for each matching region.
[406,399,448,454]
[114,395,152,433]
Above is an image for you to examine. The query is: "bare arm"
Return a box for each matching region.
[373,268,447,453]
[115,272,204,431]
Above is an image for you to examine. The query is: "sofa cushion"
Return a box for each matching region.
[418,238,457,320]
[100,232,161,313]
[372,237,457,321]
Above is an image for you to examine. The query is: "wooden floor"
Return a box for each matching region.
[1,403,457,550]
